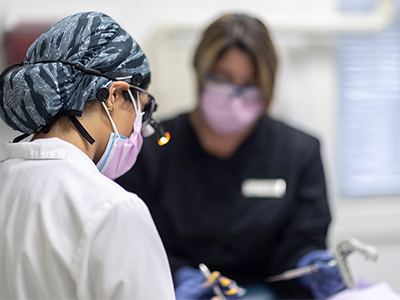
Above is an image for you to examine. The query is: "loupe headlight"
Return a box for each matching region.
[122,74,170,146]
[142,119,170,146]
[137,96,170,146]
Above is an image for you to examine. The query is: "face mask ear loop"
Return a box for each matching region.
[127,89,142,116]
[101,102,121,138]
[137,92,144,116]
[137,91,142,113]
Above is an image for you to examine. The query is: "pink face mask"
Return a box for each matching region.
[96,90,143,179]
[199,80,265,134]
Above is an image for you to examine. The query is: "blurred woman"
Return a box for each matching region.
[117,13,344,299]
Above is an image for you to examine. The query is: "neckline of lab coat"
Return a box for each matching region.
[0,137,98,172]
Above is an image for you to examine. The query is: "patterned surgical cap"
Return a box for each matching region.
[0,11,150,134]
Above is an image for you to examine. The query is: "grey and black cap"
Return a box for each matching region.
[0,11,150,143]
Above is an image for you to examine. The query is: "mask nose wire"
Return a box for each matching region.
[232,85,249,102]
[235,86,244,94]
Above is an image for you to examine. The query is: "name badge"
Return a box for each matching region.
[242,178,286,198]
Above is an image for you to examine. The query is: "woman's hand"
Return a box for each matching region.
[174,266,246,300]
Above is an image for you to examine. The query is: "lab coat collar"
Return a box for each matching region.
[0,137,97,172]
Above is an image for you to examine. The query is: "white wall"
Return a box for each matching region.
[1,0,399,293]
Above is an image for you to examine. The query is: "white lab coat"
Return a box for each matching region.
[0,137,175,300]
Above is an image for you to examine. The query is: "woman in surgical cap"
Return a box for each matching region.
[0,11,175,299]
[117,13,344,299]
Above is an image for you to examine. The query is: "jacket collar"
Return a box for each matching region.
[0,138,97,171]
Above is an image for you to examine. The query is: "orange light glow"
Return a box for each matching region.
[158,132,170,146]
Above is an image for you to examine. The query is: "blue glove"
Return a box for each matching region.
[297,250,345,299]
[174,266,246,300]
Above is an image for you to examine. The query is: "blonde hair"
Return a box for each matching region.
[193,13,278,109]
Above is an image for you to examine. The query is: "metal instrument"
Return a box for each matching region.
[267,259,338,282]
[266,237,378,289]
[199,263,227,300]
[335,237,378,289]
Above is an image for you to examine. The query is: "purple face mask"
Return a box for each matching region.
[199,80,264,134]
[96,90,143,179]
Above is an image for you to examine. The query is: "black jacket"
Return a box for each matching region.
[116,114,331,299]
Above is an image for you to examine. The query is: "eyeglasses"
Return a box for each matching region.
[142,98,157,123]
[206,72,258,89]
[111,74,169,144]
[117,73,157,123]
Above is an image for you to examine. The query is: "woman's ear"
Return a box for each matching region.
[110,81,130,100]
[105,81,130,111]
